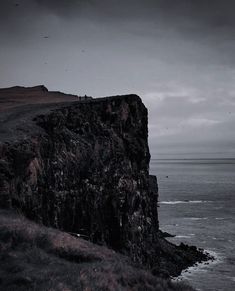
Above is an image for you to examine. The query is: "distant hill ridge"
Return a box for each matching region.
[0,85,49,92]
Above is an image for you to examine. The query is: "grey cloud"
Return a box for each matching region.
[1,0,235,46]
[34,0,90,16]
[33,0,235,33]
[1,0,235,157]
[3,0,235,27]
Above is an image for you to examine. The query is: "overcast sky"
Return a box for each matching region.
[1,0,235,158]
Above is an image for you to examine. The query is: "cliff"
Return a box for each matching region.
[0,86,208,286]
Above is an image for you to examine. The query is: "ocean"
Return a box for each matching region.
[150,158,235,291]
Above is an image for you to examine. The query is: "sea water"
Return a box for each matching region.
[150,158,235,291]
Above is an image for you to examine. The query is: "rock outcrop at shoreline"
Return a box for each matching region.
[0,86,208,289]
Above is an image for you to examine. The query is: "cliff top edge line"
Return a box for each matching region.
[0,85,142,142]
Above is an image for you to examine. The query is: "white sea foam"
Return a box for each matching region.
[175,234,195,239]
[185,217,208,221]
[159,200,212,205]
[173,250,223,282]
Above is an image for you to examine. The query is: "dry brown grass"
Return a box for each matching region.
[0,209,195,291]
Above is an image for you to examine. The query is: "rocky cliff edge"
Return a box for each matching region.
[0,86,208,288]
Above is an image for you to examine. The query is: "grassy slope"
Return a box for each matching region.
[0,209,194,291]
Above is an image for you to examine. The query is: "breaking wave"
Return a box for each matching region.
[159,200,212,205]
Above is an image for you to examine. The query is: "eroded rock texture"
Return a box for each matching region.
[0,91,159,267]
[0,87,209,276]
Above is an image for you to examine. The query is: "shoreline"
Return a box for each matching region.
[173,249,222,286]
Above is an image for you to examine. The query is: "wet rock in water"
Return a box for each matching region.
[159,230,176,238]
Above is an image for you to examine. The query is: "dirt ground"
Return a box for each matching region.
[0,86,79,142]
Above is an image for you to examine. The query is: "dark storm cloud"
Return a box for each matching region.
[33,0,235,29]
[3,0,235,24]
[34,0,89,16]
[1,0,235,39]
[158,0,235,25]
[35,0,81,9]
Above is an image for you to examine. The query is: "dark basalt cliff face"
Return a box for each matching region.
[0,92,159,266]
[0,86,208,278]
